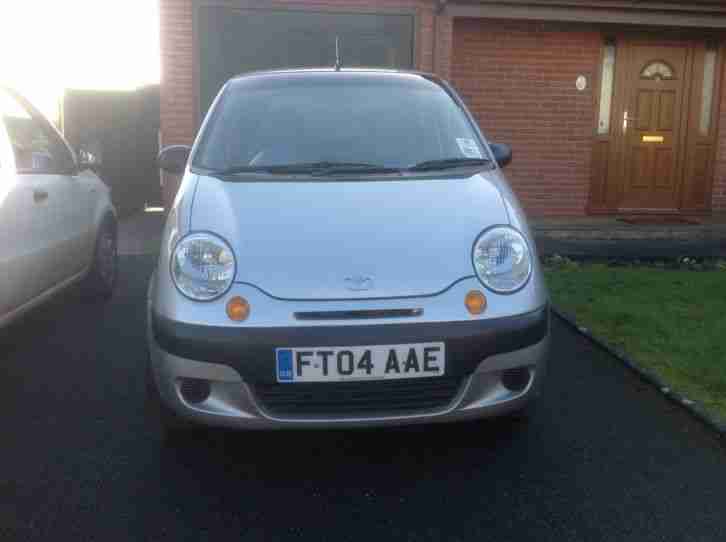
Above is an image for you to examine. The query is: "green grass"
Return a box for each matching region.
[545,264,726,423]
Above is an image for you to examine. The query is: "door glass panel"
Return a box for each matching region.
[699,49,717,136]
[640,61,674,80]
[597,44,616,135]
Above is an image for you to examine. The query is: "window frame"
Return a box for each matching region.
[597,42,617,136]
[0,88,77,176]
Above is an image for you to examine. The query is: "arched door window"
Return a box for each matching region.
[640,61,675,80]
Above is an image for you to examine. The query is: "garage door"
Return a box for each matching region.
[197,7,415,119]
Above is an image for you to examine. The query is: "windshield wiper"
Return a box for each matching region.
[208,163,319,175]
[208,161,400,176]
[313,162,401,176]
[407,157,492,172]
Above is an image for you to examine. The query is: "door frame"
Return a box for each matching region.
[587,30,725,215]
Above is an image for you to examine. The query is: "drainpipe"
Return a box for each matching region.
[433,0,448,75]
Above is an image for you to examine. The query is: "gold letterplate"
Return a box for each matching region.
[642,135,664,143]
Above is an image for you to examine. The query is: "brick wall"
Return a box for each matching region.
[434,14,453,80]
[159,0,194,205]
[450,19,601,217]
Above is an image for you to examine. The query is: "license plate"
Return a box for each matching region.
[275,343,445,383]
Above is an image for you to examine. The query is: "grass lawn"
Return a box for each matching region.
[545,263,726,424]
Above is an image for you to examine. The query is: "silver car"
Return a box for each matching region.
[1,88,117,329]
[147,69,549,439]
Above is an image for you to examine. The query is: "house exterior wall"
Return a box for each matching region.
[451,19,600,216]
[160,0,726,216]
[159,0,195,205]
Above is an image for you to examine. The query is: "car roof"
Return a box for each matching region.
[223,69,454,103]
[228,68,444,86]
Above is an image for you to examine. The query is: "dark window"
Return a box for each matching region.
[197,8,415,120]
[192,75,487,174]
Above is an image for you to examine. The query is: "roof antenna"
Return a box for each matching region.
[334,36,342,71]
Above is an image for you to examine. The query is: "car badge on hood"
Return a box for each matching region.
[344,275,374,291]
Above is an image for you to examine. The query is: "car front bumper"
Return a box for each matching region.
[148,306,550,430]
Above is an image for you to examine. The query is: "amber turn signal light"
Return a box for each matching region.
[465,290,487,315]
[226,296,250,321]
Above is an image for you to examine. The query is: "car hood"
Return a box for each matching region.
[190,172,510,300]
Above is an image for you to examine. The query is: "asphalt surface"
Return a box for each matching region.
[1,255,725,542]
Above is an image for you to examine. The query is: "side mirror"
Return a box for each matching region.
[158,145,191,175]
[78,144,102,172]
[489,143,512,168]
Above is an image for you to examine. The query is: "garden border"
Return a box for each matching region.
[552,307,726,440]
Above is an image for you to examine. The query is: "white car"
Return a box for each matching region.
[0,87,117,328]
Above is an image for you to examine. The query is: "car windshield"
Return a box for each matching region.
[192,73,492,175]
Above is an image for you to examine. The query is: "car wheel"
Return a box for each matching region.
[145,365,195,443]
[83,215,118,299]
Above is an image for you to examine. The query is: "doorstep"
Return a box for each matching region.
[532,215,726,259]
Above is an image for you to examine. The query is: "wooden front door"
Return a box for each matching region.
[589,37,723,215]
[620,44,689,211]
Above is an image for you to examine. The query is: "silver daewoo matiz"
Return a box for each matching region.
[147,69,549,438]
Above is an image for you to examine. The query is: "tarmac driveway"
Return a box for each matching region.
[0,255,724,541]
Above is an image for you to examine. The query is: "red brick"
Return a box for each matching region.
[450,19,599,217]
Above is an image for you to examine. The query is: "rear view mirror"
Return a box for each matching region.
[158,145,191,175]
[78,143,102,172]
[489,143,512,168]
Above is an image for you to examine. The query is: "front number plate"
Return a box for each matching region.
[275,343,445,383]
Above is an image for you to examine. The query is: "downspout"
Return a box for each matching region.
[432,0,448,75]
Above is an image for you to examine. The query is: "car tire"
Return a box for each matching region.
[145,364,195,443]
[83,215,118,299]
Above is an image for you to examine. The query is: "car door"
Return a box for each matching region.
[0,89,88,316]
[0,90,53,317]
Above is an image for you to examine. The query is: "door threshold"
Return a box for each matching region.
[616,215,701,226]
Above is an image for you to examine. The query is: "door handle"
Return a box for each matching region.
[33,189,48,203]
[623,111,639,134]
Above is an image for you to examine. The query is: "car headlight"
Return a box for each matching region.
[170,233,236,301]
[472,226,532,294]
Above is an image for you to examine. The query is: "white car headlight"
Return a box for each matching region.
[170,233,236,301]
[472,226,532,294]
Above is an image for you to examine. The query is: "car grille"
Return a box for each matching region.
[253,377,463,418]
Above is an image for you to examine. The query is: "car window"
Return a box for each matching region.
[193,75,490,174]
[0,89,74,175]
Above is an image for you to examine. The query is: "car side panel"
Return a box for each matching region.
[0,118,31,316]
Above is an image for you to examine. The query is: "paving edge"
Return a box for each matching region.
[551,307,726,440]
